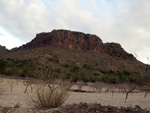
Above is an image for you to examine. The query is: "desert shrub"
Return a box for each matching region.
[101,73,143,84]
[68,71,100,83]
[0,59,6,73]
[68,72,84,82]
[83,64,91,70]
[80,74,91,82]
[47,56,59,63]
[71,66,80,73]
[54,68,61,73]
[0,58,35,77]
[61,63,70,68]
[32,85,69,108]
[32,70,70,108]
[14,103,21,108]
[101,75,119,84]
[99,70,131,76]
[4,67,14,75]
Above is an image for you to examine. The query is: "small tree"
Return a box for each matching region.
[122,83,137,103]
[143,58,150,98]
[140,84,150,98]
[136,56,150,98]
[144,86,150,98]
[23,78,36,93]
[7,78,18,93]
[109,84,116,98]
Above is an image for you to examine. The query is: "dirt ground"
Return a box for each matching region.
[0,77,150,111]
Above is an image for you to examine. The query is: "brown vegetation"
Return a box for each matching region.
[32,71,71,109]
[0,29,150,112]
[1,29,150,83]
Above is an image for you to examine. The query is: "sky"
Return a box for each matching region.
[0,0,150,64]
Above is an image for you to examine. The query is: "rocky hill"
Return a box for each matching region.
[0,29,149,83]
[0,45,7,56]
[21,30,134,59]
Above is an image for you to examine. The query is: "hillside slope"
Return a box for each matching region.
[0,29,149,83]
[0,45,7,56]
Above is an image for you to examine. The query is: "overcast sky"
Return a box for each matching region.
[0,0,150,64]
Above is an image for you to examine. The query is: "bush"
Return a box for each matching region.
[32,71,70,108]
[14,103,20,108]
[32,85,69,108]
[83,64,91,70]
[101,73,144,84]
[71,66,80,72]
[0,58,35,77]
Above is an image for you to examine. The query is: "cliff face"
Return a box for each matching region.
[104,43,134,59]
[0,45,7,56]
[21,29,134,59]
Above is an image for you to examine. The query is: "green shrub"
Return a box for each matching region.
[83,64,91,70]
[61,64,70,68]
[14,103,20,108]
[47,56,59,63]
[0,58,35,77]
[71,66,80,73]
[4,67,13,76]
[101,73,143,84]
[0,59,6,73]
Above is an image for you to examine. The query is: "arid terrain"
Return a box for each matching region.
[0,76,149,113]
[0,30,150,113]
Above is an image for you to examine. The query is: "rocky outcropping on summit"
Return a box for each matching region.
[21,29,134,59]
[0,45,7,56]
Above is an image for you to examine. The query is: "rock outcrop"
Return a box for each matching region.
[0,45,7,56]
[21,29,134,59]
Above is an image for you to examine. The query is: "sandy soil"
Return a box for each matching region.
[0,77,150,111]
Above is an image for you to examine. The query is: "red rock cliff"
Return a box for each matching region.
[21,29,134,59]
